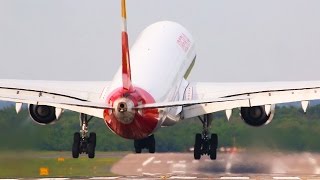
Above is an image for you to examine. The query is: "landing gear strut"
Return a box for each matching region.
[72,113,96,158]
[194,114,218,160]
[134,134,156,153]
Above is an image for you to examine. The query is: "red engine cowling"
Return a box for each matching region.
[240,105,275,127]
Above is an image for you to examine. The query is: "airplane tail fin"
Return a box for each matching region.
[121,0,132,91]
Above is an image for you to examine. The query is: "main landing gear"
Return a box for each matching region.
[194,114,218,160]
[134,134,156,153]
[72,113,96,159]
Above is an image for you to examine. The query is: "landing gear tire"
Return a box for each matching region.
[134,135,156,153]
[134,140,142,153]
[87,144,95,159]
[193,114,218,160]
[72,113,96,158]
[209,134,218,160]
[194,133,202,160]
[89,132,97,147]
[72,132,80,158]
[88,132,96,158]
[148,135,156,153]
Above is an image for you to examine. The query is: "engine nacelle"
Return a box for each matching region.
[29,104,58,125]
[240,105,275,127]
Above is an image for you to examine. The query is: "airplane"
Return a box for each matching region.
[1,0,320,160]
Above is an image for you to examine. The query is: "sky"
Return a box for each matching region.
[0,0,320,82]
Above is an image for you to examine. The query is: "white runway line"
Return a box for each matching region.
[178,160,186,163]
[37,178,70,180]
[167,160,174,164]
[169,176,197,179]
[173,164,186,168]
[142,172,160,176]
[142,156,155,166]
[153,160,161,164]
[273,177,301,180]
[220,177,249,180]
[192,160,199,163]
[89,177,119,180]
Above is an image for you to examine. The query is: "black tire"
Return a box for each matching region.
[209,134,218,160]
[134,140,142,153]
[209,149,217,160]
[148,135,155,153]
[210,134,218,149]
[72,143,80,158]
[87,144,95,159]
[74,132,80,144]
[89,132,97,147]
[194,133,202,160]
[72,132,81,158]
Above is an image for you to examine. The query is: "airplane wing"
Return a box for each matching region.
[0,79,111,118]
[137,81,320,119]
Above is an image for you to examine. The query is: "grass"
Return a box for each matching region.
[0,151,125,178]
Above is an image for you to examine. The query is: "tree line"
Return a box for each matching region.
[1,105,320,152]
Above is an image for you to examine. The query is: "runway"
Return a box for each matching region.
[110,151,320,179]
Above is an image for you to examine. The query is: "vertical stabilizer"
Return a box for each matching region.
[121,0,132,91]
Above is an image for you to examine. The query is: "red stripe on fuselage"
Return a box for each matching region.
[103,87,159,139]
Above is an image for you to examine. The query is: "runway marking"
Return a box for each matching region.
[220,177,250,180]
[153,160,161,164]
[37,178,70,180]
[167,160,174,164]
[142,156,155,166]
[273,177,301,180]
[173,164,186,168]
[126,176,138,178]
[179,160,186,163]
[137,168,142,172]
[142,172,160,176]
[169,176,197,179]
[89,177,119,180]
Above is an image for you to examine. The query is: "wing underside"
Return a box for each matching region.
[137,81,320,119]
[0,79,111,118]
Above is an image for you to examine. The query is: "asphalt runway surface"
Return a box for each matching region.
[110,151,320,179]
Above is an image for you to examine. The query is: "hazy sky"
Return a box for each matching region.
[1,0,320,82]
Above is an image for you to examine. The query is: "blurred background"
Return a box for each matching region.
[2,102,320,152]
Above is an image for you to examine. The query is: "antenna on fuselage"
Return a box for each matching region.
[121,0,133,91]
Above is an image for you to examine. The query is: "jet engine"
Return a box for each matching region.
[240,105,275,127]
[29,104,58,125]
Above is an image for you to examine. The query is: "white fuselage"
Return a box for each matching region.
[103,21,196,131]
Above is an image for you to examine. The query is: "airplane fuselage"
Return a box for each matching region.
[102,21,196,139]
